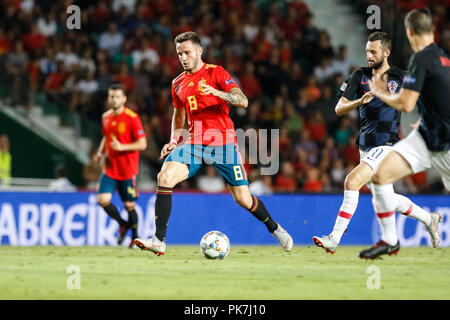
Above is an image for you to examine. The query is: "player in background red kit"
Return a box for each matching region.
[134,32,293,255]
[95,84,147,247]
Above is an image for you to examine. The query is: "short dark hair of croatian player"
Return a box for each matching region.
[404,7,434,35]
[368,31,391,51]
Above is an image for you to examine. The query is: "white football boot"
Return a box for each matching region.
[312,235,338,254]
[425,212,442,248]
[134,237,166,256]
[272,224,293,252]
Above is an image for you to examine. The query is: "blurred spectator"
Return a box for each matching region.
[98,22,124,57]
[5,41,28,105]
[114,62,136,92]
[40,47,57,76]
[44,60,66,95]
[285,102,303,137]
[132,38,160,71]
[249,169,273,196]
[306,110,327,143]
[322,136,339,162]
[0,28,11,55]
[330,158,345,187]
[77,71,99,96]
[275,162,297,193]
[243,12,260,43]
[37,11,58,37]
[79,48,96,74]
[22,23,46,53]
[303,167,323,192]
[0,134,11,186]
[197,166,226,193]
[239,62,262,100]
[313,57,334,83]
[331,45,354,79]
[341,133,360,166]
[55,43,79,71]
[49,165,77,192]
[334,116,353,146]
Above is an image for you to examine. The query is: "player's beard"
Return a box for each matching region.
[369,58,384,70]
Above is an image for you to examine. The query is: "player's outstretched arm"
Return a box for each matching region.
[199,84,248,108]
[335,92,373,116]
[369,74,420,113]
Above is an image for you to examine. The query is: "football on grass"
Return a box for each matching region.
[200,231,230,260]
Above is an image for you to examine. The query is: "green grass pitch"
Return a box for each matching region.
[0,246,449,300]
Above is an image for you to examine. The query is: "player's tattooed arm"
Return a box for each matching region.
[199,84,249,108]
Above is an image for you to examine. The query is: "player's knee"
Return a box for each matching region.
[344,175,362,190]
[157,170,175,188]
[97,196,110,207]
[97,193,112,207]
[124,202,135,211]
[371,170,387,185]
[234,193,252,209]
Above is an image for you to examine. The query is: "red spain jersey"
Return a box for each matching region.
[172,63,240,146]
[101,107,145,180]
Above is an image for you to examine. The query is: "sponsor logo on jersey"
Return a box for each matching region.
[225,78,235,85]
[340,82,347,91]
[402,75,416,84]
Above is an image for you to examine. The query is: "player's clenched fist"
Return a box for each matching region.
[360,91,374,104]
[198,82,218,96]
[160,141,177,160]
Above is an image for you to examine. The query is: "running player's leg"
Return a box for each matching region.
[97,174,127,228]
[331,162,372,241]
[372,150,440,246]
[213,143,293,251]
[313,161,372,253]
[229,184,293,251]
[361,141,438,258]
[123,201,138,242]
[154,160,189,243]
[372,151,415,246]
[135,144,200,254]
[229,184,277,233]
[117,176,139,245]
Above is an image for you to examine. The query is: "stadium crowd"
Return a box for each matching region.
[0,0,448,193]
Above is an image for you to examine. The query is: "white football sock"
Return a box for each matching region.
[372,184,398,246]
[330,190,359,244]
[395,194,431,225]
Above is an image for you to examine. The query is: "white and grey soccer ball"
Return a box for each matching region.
[200,231,230,260]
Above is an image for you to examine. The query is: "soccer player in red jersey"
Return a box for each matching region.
[134,32,293,255]
[95,84,147,247]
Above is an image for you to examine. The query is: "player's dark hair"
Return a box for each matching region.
[108,83,126,95]
[368,32,392,51]
[174,31,202,46]
[404,7,434,35]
